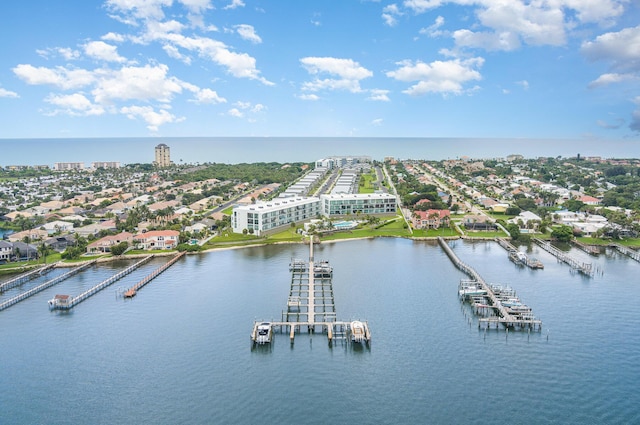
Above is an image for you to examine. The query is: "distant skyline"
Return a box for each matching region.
[1,137,638,167]
[1,1,639,141]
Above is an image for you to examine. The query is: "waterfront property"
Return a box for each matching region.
[133,230,179,250]
[232,196,321,236]
[232,193,397,235]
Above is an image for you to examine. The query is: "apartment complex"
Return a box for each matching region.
[154,143,171,167]
[232,197,321,236]
[54,162,84,171]
[232,193,397,235]
[92,162,121,169]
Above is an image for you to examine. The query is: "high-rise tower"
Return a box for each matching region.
[154,143,171,167]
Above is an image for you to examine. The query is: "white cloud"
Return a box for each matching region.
[403,0,443,14]
[300,57,373,94]
[228,107,244,118]
[298,94,320,101]
[582,26,640,72]
[419,16,445,38]
[588,73,637,88]
[386,57,484,96]
[516,80,529,90]
[84,41,127,63]
[102,32,126,43]
[453,29,521,51]
[382,4,402,27]
[178,0,212,14]
[371,118,383,126]
[13,64,95,90]
[367,89,390,101]
[0,88,19,98]
[191,88,226,104]
[45,93,105,116]
[92,64,183,104]
[36,47,81,60]
[224,0,245,10]
[120,105,182,132]
[105,0,172,21]
[163,44,192,64]
[235,24,262,44]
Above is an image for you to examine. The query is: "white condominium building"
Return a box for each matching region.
[232,192,397,235]
[320,193,397,216]
[232,197,322,236]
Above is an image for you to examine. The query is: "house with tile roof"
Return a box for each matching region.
[133,230,180,250]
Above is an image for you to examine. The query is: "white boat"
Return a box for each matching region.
[350,320,366,343]
[255,322,272,344]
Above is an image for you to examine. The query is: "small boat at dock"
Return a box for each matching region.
[256,322,272,344]
[351,320,365,343]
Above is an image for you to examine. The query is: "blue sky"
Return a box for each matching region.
[0,0,639,141]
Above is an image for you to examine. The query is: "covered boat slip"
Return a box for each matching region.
[251,240,370,347]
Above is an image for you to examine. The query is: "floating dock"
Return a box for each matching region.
[0,260,97,312]
[438,237,541,331]
[0,263,56,292]
[122,252,185,298]
[49,256,153,310]
[251,240,370,346]
[610,243,640,263]
[533,238,594,277]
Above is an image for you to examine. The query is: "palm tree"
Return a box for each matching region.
[38,243,50,264]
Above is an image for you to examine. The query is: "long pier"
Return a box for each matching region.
[610,243,640,263]
[252,241,370,346]
[438,237,541,331]
[533,238,594,276]
[49,256,153,310]
[123,252,185,298]
[0,263,56,292]
[0,260,97,312]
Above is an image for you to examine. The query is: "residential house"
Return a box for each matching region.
[7,229,48,242]
[0,240,12,263]
[42,220,74,235]
[12,241,39,261]
[412,209,451,229]
[87,232,134,254]
[44,235,77,252]
[133,230,180,250]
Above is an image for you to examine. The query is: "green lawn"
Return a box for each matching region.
[577,236,640,247]
[221,206,233,215]
[412,227,460,238]
[358,172,377,194]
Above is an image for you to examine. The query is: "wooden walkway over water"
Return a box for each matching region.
[122,252,186,298]
[610,243,640,263]
[533,238,594,277]
[49,256,153,310]
[0,263,56,292]
[0,261,97,312]
[571,240,600,256]
[438,237,542,331]
[251,241,370,346]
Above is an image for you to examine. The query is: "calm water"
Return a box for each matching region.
[2,137,639,166]
[1,238,639,424]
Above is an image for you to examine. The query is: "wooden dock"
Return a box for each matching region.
[438,237,542,331]
[0,263,56,292]
[252,240,370,346]
[49,256,153,310]
[571,240,600,256]
[495,238,544,269]
[123,252,185,298]
[533,238,594,277]
[610,243,640,263]
[0,261,97,312]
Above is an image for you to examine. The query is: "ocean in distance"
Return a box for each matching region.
[1,238,639,424]
[1,137,639,166]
